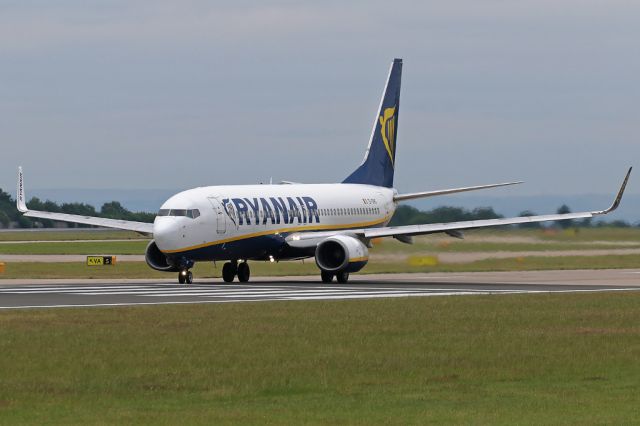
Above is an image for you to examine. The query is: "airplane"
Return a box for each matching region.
[16,58,632,284]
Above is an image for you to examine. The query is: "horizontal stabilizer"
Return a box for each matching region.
[394,181,523,202]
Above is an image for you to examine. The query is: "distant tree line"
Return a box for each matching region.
[0,188,154,228]
[388,205,504,226]
[390,204,636,228]
[0,186,635,229]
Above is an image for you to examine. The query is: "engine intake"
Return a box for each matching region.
[145,240,180,272]
[315,235,369,273]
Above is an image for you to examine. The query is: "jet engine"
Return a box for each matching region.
[315,235,369,273]
[145,240,180,272]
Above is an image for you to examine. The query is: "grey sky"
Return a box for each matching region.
[1,0,638,199]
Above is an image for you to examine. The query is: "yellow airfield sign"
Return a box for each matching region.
[87,256,116,266]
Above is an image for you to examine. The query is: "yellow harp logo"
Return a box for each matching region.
[379,106,396,166]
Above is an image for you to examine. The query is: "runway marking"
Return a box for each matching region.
[0,287,638,310]
[2,286,291,294]
[0,286,526,298]
[0,284,523,293]
[0,283,638,310]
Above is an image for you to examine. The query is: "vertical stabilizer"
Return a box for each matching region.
[343,58,402,188]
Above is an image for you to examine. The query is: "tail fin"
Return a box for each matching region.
[343,58,402,188]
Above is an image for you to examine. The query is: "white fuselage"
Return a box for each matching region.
[153,183,396,260]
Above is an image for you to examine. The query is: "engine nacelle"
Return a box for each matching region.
[315,235,369,274]
[145,240,180,272]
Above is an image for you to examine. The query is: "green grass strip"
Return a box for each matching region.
[0,230,146,241]
[0,241,149,255]
[0,293,639,423]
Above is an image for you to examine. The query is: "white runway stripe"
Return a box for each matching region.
[0,285,296,294]
[78,289,359,296]
[0,285,519,295]
[1,282,639,312]
[1,286,163,294]
[146,290,447,298]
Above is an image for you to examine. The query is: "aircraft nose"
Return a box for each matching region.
[153,218,178,251]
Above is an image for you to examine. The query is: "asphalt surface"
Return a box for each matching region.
[0,270,639,310]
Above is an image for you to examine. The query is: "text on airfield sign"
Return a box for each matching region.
[86,256,116,266]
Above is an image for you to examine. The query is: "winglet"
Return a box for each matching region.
[592,167,632,216]
[16,166,28,213]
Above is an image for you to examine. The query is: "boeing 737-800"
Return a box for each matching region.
[16,59,631,284]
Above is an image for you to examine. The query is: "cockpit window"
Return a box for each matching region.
[157,209,200,219]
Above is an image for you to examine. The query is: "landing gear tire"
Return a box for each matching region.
[178,270,193,284]
[321,271,334,283]
[222,262,237,283]
[336,272,349,284]
[237,262,250,283]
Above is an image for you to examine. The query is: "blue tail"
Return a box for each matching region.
[343,58,402,188]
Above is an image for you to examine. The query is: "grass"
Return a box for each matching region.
[476,227,640,242]
[535,227,640,242]
[374,240,640,253]
[0,227,637,278]
[0,292,639,423]
[1,254,639,279]
[1,229,639,256]
[0,241,149,255]
[0,230,146,241]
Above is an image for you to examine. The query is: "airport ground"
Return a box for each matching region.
[1,228,639,424]
[1,227,640,279]
[1,290,639,424]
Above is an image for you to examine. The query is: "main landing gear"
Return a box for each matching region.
[320,271,349,284]
[222,261,251,283]
[178,269,193,284]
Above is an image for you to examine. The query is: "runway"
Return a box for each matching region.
[0,269,639,310]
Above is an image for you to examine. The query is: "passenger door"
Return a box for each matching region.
[207,197,227,234]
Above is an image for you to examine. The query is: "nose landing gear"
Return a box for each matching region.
[178,270,193,284]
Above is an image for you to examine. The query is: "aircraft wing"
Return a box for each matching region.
[363,211,596,240]
[16,167,154,235]
[287,168,631,247]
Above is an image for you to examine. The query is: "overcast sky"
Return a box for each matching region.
[1,0,638,198]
